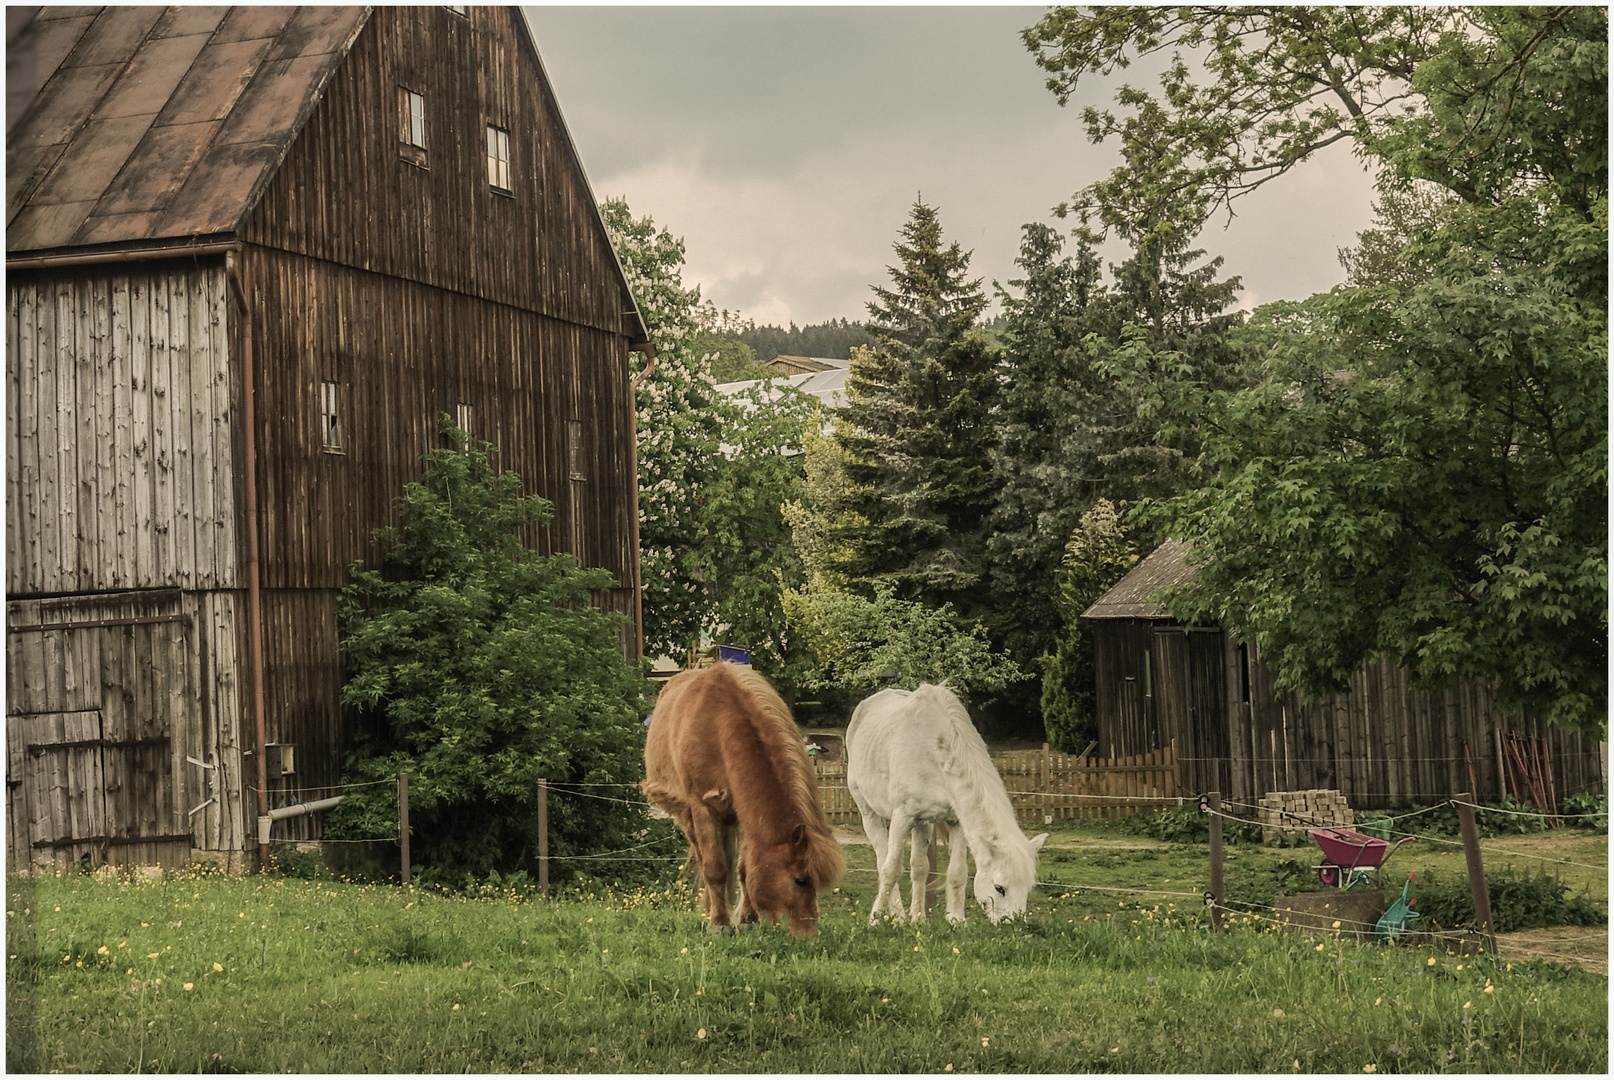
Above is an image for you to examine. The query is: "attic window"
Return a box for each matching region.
[399,88,427,166]
[320,382,343,454]
[486,125,512,194]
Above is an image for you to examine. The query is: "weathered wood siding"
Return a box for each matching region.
[237,247,637,593]
[1094,621,1605,811]
[6,590,249,869]
[244,7,634,336]
[6,266,238,596]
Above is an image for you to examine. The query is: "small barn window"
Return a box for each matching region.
[320,382,343,454]
[486,124,512,193]
[445,5,467,15]
[456,402,473,439]
[398,88,427,167]
[567,420,585,481]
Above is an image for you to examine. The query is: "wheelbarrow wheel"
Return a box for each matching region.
[1318,865,1338,887]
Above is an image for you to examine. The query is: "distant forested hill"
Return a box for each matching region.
[736,318,875,361]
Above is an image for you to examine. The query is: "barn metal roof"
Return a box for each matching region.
[1080,538,1201,620]
[6,6,370,254]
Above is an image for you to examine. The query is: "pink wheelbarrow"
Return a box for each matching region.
[1309,827,1416,889]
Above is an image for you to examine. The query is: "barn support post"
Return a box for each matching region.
[398,772,410,885]
[225,250,270,871]
[1454,795,1495,953]
[537,778,549,897]
[1206,791,1224,932]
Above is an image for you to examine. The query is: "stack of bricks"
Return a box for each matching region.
[1258,789,1354,841]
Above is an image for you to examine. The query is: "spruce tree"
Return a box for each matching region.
[833,198,1001,618]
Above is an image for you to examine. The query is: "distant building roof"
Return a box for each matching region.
[765,355,850,375]
[1080,539,1201,620]
[717,366,849,412]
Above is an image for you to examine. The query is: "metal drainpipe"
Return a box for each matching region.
[626,341,657,661]
[224,251,271,870]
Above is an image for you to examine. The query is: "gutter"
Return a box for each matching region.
[627,341,657,660]
[6,240,240,271]
[224,251,272,872]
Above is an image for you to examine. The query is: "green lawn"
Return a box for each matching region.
[7,818,1606,1073]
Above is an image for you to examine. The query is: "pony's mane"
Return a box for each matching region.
[913,683,1035,877]
[723,664,845,888]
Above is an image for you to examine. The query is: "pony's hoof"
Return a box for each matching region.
[735,921,758,934]
[709,923,736,937]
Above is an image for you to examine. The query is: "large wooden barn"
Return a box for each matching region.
[1082,541,1606,812]
[6,6,649,872]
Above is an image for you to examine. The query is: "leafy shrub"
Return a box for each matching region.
[1561,791,1608,831]
[326,420,654,884]
[1410,867,1605,933]
[1122,802,1262,845]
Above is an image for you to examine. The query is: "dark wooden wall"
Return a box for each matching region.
[229,5,643,827]
[1094,619,1605,811]
[243,6,634,337]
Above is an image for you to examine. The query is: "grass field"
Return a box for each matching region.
[7,818,1606,1074]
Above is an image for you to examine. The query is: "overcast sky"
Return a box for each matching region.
[523,5,1381,328]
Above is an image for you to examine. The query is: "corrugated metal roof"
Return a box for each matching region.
[6,5,369,253]
[1080,539,1201,620]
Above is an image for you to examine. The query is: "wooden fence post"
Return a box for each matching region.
[398,772,410,885]
[1454,794,1495,953]
[537,778,549,898]
[1207,791,1224,932]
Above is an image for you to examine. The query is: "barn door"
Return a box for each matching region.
[6,594,192,871]
[11,711,108,869]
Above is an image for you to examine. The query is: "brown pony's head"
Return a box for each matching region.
[742,823,843,939]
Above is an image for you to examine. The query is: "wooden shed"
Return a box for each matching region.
[6,6,649,872]
[1082,542,1606,812]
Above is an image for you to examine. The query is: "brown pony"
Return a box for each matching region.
[642,662,844,937]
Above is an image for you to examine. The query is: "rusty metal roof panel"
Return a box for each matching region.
[1080,539,1203,620]
[6,5,370,255]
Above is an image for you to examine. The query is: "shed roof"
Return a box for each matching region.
[6,6,369,253]
[1080,539,1201,620]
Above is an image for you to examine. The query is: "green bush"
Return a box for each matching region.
[326,419,654,884]
[1122,802,1263,845]
[1562,791,1608,831]
[1410,867,1606,933]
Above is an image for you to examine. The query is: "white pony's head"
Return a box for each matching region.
[973,830,1048,923]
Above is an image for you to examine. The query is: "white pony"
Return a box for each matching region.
[845,683,1047,924]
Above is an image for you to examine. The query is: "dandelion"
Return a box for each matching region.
[944,1065,953,1073]
[147,952,160,959]
[452,1004,461,1011]
[183,983,194,992]
[697,1028,707,1040]
[1109,1047,1120,1054]
[953,947,960,954]
[1374,997,1382,1005]
[1462,1001,1471,1009]
[1363,1065,1377,1073]
[1315,943,1326,952]
[1272,1009,1286,1021]
[213,963,223,972]
[680,947,688,955]
[1427,957,1437,966]
[1483,984,1494,994]
[1332,920,1341,929]
[97,946,109,955]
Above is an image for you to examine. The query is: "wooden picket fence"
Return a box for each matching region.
[814,744,1180,826]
